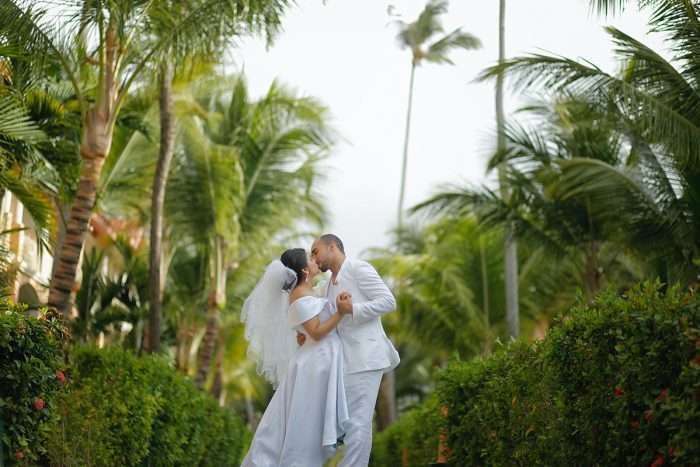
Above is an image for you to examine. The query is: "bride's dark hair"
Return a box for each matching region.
[280,248,307,291]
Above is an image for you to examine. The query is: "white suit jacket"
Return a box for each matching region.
[325,258,400,374]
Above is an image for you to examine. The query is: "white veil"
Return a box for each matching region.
[241,260,299,388]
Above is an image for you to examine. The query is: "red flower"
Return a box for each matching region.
[644,410,654,422]
[629,420,640,429]
[668,446,676,457]
[691,355,700,366]
[656,388,670,402]
[15,450,24,460]
[614,386,625,397]
[56,371,66,383]
[651,455,665,467]
[34,398,45,410]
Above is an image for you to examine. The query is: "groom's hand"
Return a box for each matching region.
[337,292,353,315]
[296,332,306,346]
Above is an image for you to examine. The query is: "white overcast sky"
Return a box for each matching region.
[229,0,665,256]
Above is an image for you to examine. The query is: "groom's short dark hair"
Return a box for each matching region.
[320,234,345,255]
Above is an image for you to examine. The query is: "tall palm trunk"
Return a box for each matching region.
[196,298,221,388]
[583,241,602,301]
[479,236,492,354]
[380,60,417,427]
[397,62,417,229]
[196,237,226,388]
[148,61,176,353]
[210,343,224,400]
[48,26,120,316]
[376,369,397,431]
[496,0,520,338]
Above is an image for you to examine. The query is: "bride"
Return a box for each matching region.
[240,248,352,467]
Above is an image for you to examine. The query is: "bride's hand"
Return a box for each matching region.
[336,292,353,315]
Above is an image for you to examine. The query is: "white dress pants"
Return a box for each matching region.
[337,369,384,467]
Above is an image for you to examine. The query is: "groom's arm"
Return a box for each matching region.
[349,260,396,324]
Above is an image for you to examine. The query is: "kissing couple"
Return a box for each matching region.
[240,234,400,467]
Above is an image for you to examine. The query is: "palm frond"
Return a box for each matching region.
[123,0,292,103]
[553,157,696,260]
[425,29,481,64]
[479,53,700,169]
[607,26,700,122]
[0,94,46,146]
[0,1,81,97]
[396,0,448,49]
[0,170,53,239]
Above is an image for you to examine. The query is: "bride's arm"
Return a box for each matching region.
[302,313,343,341]
[302,293,352,341]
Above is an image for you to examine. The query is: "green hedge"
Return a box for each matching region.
[370,394,442,467]
[47,346,249,466]
[378,282,700,466]
[541,282,700,466]
[0,302,67,465]
[438,340,565,465]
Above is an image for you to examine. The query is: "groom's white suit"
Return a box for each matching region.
[325,257,399,467]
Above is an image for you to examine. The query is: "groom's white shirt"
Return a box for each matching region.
[325,257,400,374]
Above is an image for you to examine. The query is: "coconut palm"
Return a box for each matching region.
[413,98,648,298]
[163,76,332,388]
[0,0,291,316]
[477,0,700,283]
[394,0,481,228]
[495,0,520,339]
[371,219,502,358]
[147,0,288,352]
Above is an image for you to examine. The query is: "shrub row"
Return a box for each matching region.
[375,282,700,466]
[1,303,67,464]
[47,346,250,466]
[370,395,442,467]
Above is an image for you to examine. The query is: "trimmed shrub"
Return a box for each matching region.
[47,346,248,466]
[0,302,67,465]
[438,340,564,466]
[380,282,700,466]
[370,394,442,467]
[543,282,700,465]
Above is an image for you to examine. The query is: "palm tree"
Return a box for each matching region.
[163,76,332,388]
[495,0,520,338]
[147,0,289,353]
[477,0,700,284]
[414,98,647,301]
[371,219,503,358]
[0,0,290,316]
[394,0,481,228]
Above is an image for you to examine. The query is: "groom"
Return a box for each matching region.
[305,233,400,466]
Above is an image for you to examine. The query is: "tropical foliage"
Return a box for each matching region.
[3,0,700,464]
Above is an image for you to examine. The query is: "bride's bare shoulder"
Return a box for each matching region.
[288,289,314,305]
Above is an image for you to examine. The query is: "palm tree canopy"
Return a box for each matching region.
[0,0,291,118]
[396,0,481,65]
[161,74,332,282]
[478,1,700,170]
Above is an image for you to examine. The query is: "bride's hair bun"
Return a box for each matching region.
[280,248,307,292]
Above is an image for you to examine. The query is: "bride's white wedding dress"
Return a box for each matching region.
[241,295,349,467]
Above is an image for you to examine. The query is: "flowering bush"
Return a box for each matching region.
[543,282,700,465]
[382,282,700,465]
[46,346,249,466]
[0,301,67,465]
